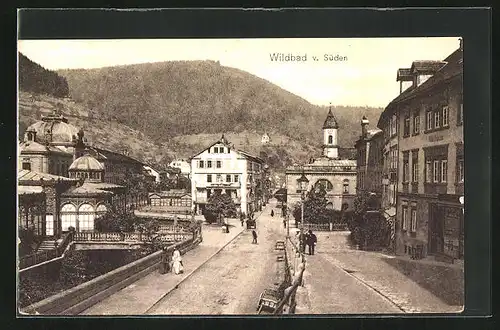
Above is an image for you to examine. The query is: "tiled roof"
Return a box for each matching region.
[378,48,462,127]
[410,60,447,73]
[62,182,122,196]
[367,129,383,139]
[397,68,412,81]
[91,146,144,166]
[18,169,77,182]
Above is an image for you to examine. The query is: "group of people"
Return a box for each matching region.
[298,229,318,255]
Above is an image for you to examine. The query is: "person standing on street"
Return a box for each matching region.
[252,230,258,244]
[307,230,317,255]
[271,209,274,217]
[283,219,286,229]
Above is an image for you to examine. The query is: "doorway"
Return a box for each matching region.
[428,203,444,254]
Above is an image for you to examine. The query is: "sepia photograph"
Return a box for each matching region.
[17,35,465,316]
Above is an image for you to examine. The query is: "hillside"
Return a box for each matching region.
[57,61,384,149]
[18,53,69,98]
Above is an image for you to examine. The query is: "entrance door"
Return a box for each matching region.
[428,203,444,254]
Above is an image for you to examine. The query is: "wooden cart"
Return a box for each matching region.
[257,288,280,314]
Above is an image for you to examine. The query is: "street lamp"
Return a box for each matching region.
[297,171,309,230]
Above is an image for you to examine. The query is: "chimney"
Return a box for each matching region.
[361,116,369,138]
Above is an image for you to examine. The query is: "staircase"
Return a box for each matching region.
[37,239,57,252]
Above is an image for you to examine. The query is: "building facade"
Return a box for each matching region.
[190,135,265,216]
[355,116,384,198]
[286,108,357,212]
[380,43,464,260]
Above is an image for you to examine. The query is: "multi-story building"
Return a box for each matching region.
[380,41,464,260]
[190,135,265,216]
[286,108,357,212]
[355,116,384,199]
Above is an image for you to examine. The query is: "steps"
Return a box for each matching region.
[37,240,57,252]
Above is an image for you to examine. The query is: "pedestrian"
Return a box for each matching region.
[304,230,311,254]
[307,230,317,255]
[283,219,286,229]
[271,210,274,217]
[240,213,244,227]
[252,230,258,244]
[172,248,184,275]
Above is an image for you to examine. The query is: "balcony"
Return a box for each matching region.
[424,183,447,194]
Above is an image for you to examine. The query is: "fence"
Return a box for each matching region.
[273,236,306,314]
[300,223,348,232]
[19,232,74,270]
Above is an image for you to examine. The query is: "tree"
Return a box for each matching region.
[204,191,237,224]
[349,192,389,249]
[292,186,331,224]
[94,208,136,232]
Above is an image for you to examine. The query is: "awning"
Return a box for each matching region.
[18,185,43,195]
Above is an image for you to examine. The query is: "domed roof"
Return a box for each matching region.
[27,112,80,145]
[323,108,339,129]
[69,154,104,172]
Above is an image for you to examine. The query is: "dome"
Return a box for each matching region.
[69,154,104,172]
[26,112,80,145]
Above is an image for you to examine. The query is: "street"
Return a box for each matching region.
[146,199,285,315]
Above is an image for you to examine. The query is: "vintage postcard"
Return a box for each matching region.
[17,34,465,316]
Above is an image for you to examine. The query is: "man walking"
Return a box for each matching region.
[307,230,317,255]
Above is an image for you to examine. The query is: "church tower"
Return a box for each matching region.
[322,106,339,159]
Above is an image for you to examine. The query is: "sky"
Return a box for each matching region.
[18,37,460,108]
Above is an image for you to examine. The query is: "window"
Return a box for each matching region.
[402,206,408,230]
[426,161,432,183]
[343,179,349,194]
[78,204,95,232]
[412,151,419,183]
[226,174,231,182]
[207,160,212,168]
[198,160,204,168]
[410,208,417,232]
[216,160,222,168]
[426,111,433,130]
[457,159,464,183]
[390,115,397,136]
[434,110,441,128]
[213,147,218,153]
[216,174,222,183]
[403,114,410,137]
[22,162,31,170]
[207,174,212,183]
[234,174,239,183]
[315,179,333,191]
[45,214,54,236]
[433,160,441,183]
[328,135,333,144]
[442,106,449,127]
[96,204,107,218]
[413,113,420,134]
[60,203,77,232]
[441,160,448,183]
[402,153,409,183]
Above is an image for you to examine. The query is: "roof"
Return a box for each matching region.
[27,113,79,145]
[62,182,123,196]
[396,68,412,81]
[90,146,144,166]
[69,153,104,171]
[150,190,191,198]
[378,48,462,128]
[19,141,70,155]
[18,169,77,182]
[18,185,44,196]
[286,158,357,173]
[322,108,339,129]
[367,129,383,139]
[410,60,447,73]
[189,134,264,163]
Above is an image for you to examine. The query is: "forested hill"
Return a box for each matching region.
[19,53,70,98]
[58,61,384,149]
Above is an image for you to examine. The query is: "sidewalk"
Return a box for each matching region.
[80,218,246,315]
[311,232,464,313]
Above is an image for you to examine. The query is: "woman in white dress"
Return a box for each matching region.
[172,249,184,274]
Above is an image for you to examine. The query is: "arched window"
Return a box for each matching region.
[60,203,77,231]
[78,204,95,232]
[328,135,333,144]
[96,204,107,218]
[343,179,350,194]
[315,179,333,191]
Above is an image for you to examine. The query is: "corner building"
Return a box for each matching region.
[381,43,464,260]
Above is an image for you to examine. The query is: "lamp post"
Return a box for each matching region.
[297,171,309,230]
